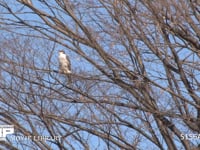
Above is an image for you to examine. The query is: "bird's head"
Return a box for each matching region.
[59,50,65,54]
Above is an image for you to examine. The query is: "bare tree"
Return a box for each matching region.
[0,0,199,149]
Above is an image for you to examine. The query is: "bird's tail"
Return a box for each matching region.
[67,74,72,84]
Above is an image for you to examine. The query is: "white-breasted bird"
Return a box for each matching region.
[58,50,71,74]
[19,0,32,5]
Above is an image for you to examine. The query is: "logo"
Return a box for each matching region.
[0,125,61,142]
[0,125,14,141]
[180,133,200,140]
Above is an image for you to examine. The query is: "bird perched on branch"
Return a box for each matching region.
[19,0,32,5]
[58,50,72,82]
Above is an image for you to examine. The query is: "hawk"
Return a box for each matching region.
[58,50,71,74]
[20,0,32,5]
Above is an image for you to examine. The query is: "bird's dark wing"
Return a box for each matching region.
[66,55,71,71]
